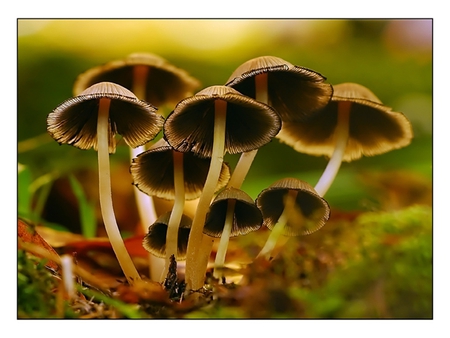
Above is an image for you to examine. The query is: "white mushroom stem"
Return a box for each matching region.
[227,72,268,189]
[97,98,141,285]
[314,101,352,197]
[160,151,185,283]
[256,190,297,260]
[212,73,268,279]
[213,199,236,279]
[60,254,75,299]
[185,99,227,292]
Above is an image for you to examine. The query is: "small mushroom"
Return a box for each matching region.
[277,82,414,196]
[130,138,231,201]
[203,187,263,280]
[130,138,230,281]
[164,85,280,291]
[143,212,192,261]
[255,178,330,260]
[47,81,164,284]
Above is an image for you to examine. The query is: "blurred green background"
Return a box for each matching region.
[17,19,432,233]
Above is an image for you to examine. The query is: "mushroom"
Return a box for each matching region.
[226,55,333,122]
[130,138,231,281]
[255,178,330,260]
[164,85,280,291]
[224,55,333,196]
[47,81,164,284]
[73,53,201,280]
[143,211,192,261]
[73,52,201,109]
[203,187,263,280]
[277,82,414,196]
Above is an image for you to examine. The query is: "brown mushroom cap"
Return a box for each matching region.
[163,85,281,158]
[130,138,231,200]
[225,55,333,122]
[47,82,164,153]
[73,52,201,106]
[277,82,414,162]
[142,212,192,260]
[203,187,263,238]
[256,178,330,236]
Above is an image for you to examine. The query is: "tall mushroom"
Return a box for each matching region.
[255,178,330,260]
[277,82,414,196]
[164,85,280,292]
[130,138,231,282]
[223,55,333,209]
[47,81,164,284]
[73,53,201,279]
[73,52,201,109]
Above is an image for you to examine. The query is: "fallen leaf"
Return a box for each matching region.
[18,218,60,271]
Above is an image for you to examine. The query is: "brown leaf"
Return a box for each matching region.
[18,218,60,271]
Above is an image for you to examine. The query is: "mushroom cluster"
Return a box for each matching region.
[47,53,413,299]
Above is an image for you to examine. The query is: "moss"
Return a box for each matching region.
[17,250,76,318]
[290,205,432,318]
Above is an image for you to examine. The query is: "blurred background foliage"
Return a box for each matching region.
[17,19,432,235]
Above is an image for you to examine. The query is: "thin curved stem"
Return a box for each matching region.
[314,101,352,197]
[97,98,141,285]
[213,199,236,280]
[184,100,227,292]
[160,151,185,282]
[256,190,297,260]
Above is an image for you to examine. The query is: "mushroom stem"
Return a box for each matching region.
[185,99,227,292]
[256,190,298,260]
[213,199,236,280]
[97,98,141,285]
[314,101,352,197]
[227,150,258,188]
[160,151,185,282]
[228,72,268,188]
[132,65,150,101]
[131,147,159,230]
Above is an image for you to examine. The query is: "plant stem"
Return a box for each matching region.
[314,101,352,197]
[97,98,141,285]
[184,99,227,292]
[160,151,185,282]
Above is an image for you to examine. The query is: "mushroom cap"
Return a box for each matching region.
[130,138,231,200]
[163,85,281,158]
[203,187,263,238]
[256,178,330,236]
[225,55,333,122]
[142,212,192,260]
[73,52,201,106]
[277,82,414,162]
[47,82,164,153]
